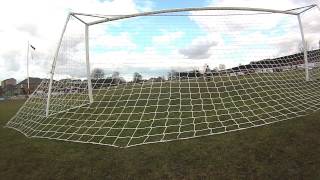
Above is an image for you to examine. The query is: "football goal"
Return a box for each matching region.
[6,5,320,148]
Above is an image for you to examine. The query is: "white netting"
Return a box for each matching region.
[6,6,320,148]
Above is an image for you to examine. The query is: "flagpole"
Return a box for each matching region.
[27,41,30,94]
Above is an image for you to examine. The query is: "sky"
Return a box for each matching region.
[0,0,320,81]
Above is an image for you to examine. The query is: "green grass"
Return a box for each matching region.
[8,70,320,147]
[1,99,320,179]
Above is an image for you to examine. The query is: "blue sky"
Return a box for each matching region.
[144,0,210,9]
[87,0,311,80]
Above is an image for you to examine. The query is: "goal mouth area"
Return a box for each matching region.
[5,4,320,148]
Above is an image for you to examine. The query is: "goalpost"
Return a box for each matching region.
[46,5,315,117]
[6,5,320,148]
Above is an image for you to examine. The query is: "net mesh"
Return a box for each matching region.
[6,7,320,148]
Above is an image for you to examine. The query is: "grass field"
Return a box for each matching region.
[1,99,320,179]
[7,70,320,148]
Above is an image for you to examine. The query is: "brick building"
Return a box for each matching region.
[1,78,17,96]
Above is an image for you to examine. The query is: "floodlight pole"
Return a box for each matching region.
[297,14,310,81]
[85,24,94,103]
[46,13,71,117]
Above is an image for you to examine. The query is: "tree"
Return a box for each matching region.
[203,64,212,81]
[299,41,310,53]
[204,64,211,74]
[91,68,105,79]
[133,72,142,83]
[219,64,226,71]
[168,70,177,80]
[112,71,120,79]
[212,67,219,72]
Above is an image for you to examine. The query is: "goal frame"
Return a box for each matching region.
[45,4,318,117]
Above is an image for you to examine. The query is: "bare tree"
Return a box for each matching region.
[213,67,219,72]
[299,41,310,53]
[168,69,177,80]
[133,72,142,83]
[91,68,105,79]
[112,71,120,79]
[204,64,211,74]
[219,64,226,71]
[204,64,212,81]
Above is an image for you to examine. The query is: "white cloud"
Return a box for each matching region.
[0,0,319,82]
[179,36,219,59]
[184,0,320,68]
[212,0,307,10]
[1,50,21,71]
[0,0,150,81]
[91,30,137,50]
[152,31,184,44]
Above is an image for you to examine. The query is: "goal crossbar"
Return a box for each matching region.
[82,5,318,26]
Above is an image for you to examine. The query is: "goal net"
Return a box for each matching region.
[6,5,320,148]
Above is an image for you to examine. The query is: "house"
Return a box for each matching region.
[1,78,17,96]
[148,77,165,82]
[17,77,43,95]
[169,70,202,80]
[1,78,16,87]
